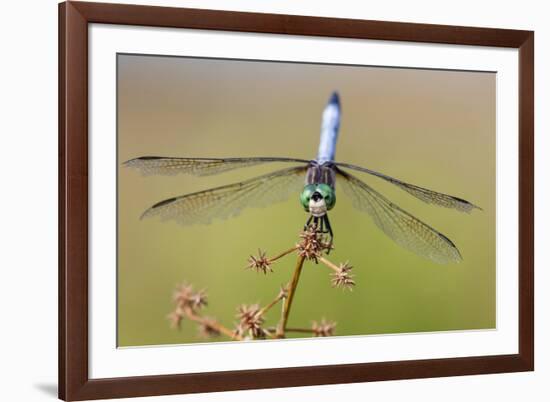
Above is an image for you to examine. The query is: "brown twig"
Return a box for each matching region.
[285,327,315,334]
[183,307,242,340]
[269,246,298,262]
[319,256,340,271]
[258,292,285,317]
[277,254,306,337]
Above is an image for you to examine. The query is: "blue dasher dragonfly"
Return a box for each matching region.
[125,92,479,264]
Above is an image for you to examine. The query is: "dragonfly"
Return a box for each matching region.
[125,92,480,264]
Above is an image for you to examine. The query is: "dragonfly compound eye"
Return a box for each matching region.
[300,184,317,211]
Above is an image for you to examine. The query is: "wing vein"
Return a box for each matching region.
[337,169,462,264]
[141,166,307,226]
[335,162,480,213]
[125,156,309,177]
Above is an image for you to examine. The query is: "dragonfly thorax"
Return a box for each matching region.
[300,183,336,216]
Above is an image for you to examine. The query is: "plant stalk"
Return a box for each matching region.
[277,254,306,337]
[258,294,283,317]
[183,307,242,340]
[319,256,340,271]
[285,327,315,333]
[269,246,298,263]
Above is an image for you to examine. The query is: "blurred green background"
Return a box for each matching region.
[117,54,496,347]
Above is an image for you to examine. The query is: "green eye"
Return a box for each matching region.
[316,183,336,210]
[300,184,317,211]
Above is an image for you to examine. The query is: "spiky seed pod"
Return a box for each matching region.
[236,304,267,339]
[312,318,337,337]
[247,249,273,274]
[330,262,355,290]
[297,226,325,261]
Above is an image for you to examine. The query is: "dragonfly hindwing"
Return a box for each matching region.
[141,166,308,226]
[337,169,462,264]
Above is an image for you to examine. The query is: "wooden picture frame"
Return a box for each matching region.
[59,1,534,400]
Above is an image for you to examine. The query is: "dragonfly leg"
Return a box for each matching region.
[323,214,334,254]
[304,215,313,230]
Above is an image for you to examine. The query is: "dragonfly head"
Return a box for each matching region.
[300,184,336,216]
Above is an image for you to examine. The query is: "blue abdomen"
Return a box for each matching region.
[316,92,341,164]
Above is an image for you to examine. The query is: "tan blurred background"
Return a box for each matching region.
[117,54,495,347]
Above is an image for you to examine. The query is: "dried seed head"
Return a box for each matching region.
[197,317,221,338]
[167,309,184,330]
[312,318,336,337]
[190,289,208,310]
[247,249,273,274]
[173,283,208,310]
[173,283,194,307]
[297,226,325,261]
[331,262,355,290]
[236,304,267,339]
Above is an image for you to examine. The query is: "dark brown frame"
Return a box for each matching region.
[59,1,534,400]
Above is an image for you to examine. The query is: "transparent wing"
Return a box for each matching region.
[335,162,480,213]
[337,169,462,264]
[124,156,309,177]
[142,166,308,226]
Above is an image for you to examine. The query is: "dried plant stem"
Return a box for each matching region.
[285,327,315,334]
[183,307,242,340]
[263,329,279,339]
[258,294,284,317]
[277,254,306,337]
[319,256,340,272]
[269,246,298,263]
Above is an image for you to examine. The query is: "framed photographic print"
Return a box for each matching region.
[59,1,534,400]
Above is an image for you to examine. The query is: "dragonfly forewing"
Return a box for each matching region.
[124,156,309,177]
[335,162,480,213]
